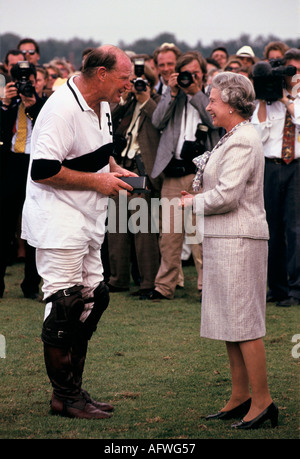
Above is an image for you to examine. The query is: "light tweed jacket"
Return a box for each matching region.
[193,122,269,239]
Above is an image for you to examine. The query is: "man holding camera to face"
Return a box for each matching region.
[107,57,162,297]
[251,48,300,307]
[0,61,44,299]
[148,51,220,300]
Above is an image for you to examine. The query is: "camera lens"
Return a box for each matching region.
[177,71,194,88]
[134,78,147,92]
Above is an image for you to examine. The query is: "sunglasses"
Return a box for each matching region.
[21,49,36,55]
[48,74,58,79]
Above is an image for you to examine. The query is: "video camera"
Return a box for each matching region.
[132,58,148,92]
[10,61,35,98]
[252,59,296,103]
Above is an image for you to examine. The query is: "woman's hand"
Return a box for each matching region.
[180,190,194,208]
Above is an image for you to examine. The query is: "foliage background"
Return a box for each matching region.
[1,32,299,70]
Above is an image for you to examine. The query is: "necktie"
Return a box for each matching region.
[14,103,27,153]
[281,98,295,164]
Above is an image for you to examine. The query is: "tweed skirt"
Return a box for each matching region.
[200,237,268,342]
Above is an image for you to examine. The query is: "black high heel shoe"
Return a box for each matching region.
[206,398,251,420]
[231,402,278,429]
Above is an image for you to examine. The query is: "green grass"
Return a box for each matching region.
[0,262,299,440]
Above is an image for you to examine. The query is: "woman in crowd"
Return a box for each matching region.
[181,72,278,430]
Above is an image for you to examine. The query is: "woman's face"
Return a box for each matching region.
[206,87,230,128]
[35,70,47,96]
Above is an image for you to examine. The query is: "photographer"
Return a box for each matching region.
[0,61,44,299]
[148,51,220,300]
[107,58,162,298]
[251,48,300,307]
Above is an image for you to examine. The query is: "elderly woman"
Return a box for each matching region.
[181,72,278,429]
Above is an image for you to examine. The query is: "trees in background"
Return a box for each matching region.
[1,32,298,70]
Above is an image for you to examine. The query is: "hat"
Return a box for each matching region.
[52,77,67,91]
[236,46,255,58]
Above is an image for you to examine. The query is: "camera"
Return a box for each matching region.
[11,61,35,97]
[252,59,296,103]
[194,123,209,144]
[177,71,195,88]
[180,123,208,162]
[132,58,148,92]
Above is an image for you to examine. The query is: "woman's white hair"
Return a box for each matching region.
[212,72,256,119]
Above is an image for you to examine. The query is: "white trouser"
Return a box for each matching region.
[36,246,103,321]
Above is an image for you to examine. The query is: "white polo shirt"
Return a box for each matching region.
[22,76,113,249]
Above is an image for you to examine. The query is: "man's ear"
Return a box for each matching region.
[97,66,107,81]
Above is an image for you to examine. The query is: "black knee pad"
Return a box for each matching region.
[41,285,84,348]
[79,281,110,341]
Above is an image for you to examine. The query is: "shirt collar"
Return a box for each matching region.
[67,75,91,112]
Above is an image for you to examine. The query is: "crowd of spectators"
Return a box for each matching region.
[0,37,299,307]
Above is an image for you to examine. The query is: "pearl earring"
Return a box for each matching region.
[229,110,233,114]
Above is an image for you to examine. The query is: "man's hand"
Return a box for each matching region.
[133,83,151,105]
[2,81,18,106]
[168,72,180,97]
[35,158,139,197]
[94,172,135,196]
[20,93,37,109]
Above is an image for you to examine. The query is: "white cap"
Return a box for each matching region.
[236,45,255,58]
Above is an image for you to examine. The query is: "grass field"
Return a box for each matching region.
[0,261,299,440]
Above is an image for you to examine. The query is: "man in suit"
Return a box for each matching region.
[107,59,162,298]
[252,48,300,306]
[153,43,182,95]
[148,51,220,300]
[0,61,44,298]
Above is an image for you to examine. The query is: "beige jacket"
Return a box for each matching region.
[193,122,269,239]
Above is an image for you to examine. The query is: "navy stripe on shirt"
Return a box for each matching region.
[62,143,113,172]
[31,143,113,180]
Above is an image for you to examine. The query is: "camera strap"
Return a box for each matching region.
[121,107,142,160]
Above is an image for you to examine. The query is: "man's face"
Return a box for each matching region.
[6,53,24,75]
[268,49,284,61]
[180,59,204,93]
[18,43,40,65]
[102,57,132,104]
[239,56,254,68]
[156,50,177,84]
[211,50,227,68]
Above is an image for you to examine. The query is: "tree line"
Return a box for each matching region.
[1,31,299,70]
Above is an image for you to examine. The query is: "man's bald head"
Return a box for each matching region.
[81,45,131,77]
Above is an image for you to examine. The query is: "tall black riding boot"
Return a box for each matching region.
[71,340,114,412]
[43,343,111,419]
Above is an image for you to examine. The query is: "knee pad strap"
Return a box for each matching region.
[42,285,84,347]
[79,281,110,341]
